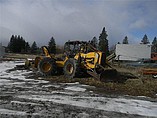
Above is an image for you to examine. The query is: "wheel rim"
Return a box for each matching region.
[66,63,74,74]
[42,62,52,72]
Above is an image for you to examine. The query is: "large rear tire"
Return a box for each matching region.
[38,57,57,76]
[63,58,79,79]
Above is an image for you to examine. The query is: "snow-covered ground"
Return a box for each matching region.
[0,61,157,118]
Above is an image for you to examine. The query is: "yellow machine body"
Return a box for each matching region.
[27,41,116,80]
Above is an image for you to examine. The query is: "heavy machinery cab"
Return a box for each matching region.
[63,41,107,70]
[64,41,88,57]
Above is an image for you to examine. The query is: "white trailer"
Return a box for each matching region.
[115,44,151,61]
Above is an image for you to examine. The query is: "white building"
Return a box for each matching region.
[0,43,5,57]
[115,44,151,61]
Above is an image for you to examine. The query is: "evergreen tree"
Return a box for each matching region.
[98,27,109,56]
[16,35,21,52]
[8,35,18,53]
[152,37,157,45]
[14,35,18,52]
[8,35,14,52]
[8,35,30,53]
[152,37,157,53]
[122,36,129,44]
[21,37,26,52]
[17,35,25,52]
[48,37,56,54]
[25,42,31,53]
[90,36,98,49]
[31,41,38,54]
[141,34,149,44]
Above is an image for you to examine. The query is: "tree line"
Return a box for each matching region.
[7,27,157,55]
[120,34,154,44]
[119,34,157,53]
[7,35,57,54]
[7,35,39,54]
[88,27,157,55]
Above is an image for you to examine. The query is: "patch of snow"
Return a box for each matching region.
[51,84,61,88]
[0,61,41,87]
[0,61,32,80]
[14,61,24,64]
[0,79,11,86]
[17,95,157,117]
[11,82,26,85]
[78,112,90,118]
[0,108,41,116]
[11,101,40,106]
[0,78,26,86]
[51,91,76,95]
[65,86,86,92]
[1,71,31,81]
[42,84,61,88]
[137,96,148,98]
[42,85,53,88]
[37,80,49,84]
[79,84,91,87]
[63,82,79,85]
[153,75,157,78]
[0,108,27,115]
[0,61,18,72]
[27,58,33,61]
[38,77,44,80]
[0,61,39,83]
[80,84,96,89]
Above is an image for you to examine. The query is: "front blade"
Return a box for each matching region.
[100,69,117,82]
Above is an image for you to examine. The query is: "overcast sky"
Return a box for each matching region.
[0,0,157,47]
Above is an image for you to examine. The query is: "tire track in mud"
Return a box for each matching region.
[0,61,157,118]
[0,94,145,118]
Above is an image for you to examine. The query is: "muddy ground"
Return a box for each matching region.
[0,60,157,118]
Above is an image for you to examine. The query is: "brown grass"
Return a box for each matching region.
[5,53,37,59]
[45,76,157,98]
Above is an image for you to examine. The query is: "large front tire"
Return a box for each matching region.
[63,58,79,79]
[38,57,57,76]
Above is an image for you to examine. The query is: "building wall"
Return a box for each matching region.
[115,44,151,61]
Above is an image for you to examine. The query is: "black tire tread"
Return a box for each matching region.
[63,58,80,79]
[38,57,57,76]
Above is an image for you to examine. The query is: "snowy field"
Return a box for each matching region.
[0,60,157,118]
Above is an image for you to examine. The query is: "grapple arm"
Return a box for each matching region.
[41,46,51,58]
